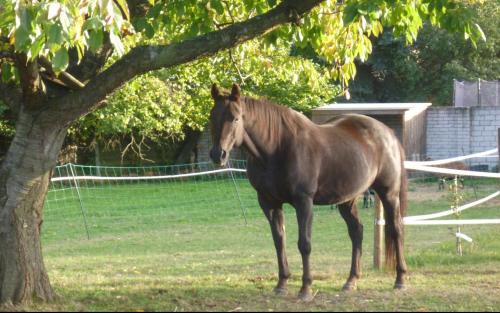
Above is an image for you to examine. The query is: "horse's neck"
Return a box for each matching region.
[242,102,306,161]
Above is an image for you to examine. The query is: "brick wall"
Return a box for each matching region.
[426,106,500,170]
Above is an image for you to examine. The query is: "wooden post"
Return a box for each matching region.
[498,128,500,172]
[373,195,384,270]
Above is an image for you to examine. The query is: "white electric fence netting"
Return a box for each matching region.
[44,160,254,240]
[44,149,499,241]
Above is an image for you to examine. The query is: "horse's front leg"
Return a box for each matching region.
[258,194,291,295]
[293,196,314,302]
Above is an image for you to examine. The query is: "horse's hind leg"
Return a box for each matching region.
[257,193,291,295]
[292,195,314,301]
[376,188,408,289]
[338,199,363,291]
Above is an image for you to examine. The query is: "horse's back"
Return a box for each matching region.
[318,114,402,161]
[310,114,404,204]
[320,114,396,139]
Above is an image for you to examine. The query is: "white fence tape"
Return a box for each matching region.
[404,162,500,178]
[51,168,247,182]
[409,148,498,166]
[405,191,500,221]
[376,218,500,226]
[404,219,500,225]
[374,191,500,226]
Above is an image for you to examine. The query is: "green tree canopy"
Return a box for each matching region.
[1,0,485,86]
[74,39,338,149]
[343,0,497,105]
[1,0,486,153]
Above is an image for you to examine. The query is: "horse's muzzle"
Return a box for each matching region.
[209,146,228,166]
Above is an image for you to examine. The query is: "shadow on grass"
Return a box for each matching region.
[13,273,500,312]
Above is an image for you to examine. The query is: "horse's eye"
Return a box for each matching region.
[233,117,239,123]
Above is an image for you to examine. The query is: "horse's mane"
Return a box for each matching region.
[242,96,310,148]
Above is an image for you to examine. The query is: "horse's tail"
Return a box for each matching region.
[398,144,408,223]
[385,144,407,269]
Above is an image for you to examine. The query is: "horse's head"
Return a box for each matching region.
[209,83,245,166]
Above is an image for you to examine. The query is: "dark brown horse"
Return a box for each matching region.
[209,84,408,301]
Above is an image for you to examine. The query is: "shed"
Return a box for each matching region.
[311,103,432,161]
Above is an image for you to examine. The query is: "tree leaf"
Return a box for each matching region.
[146,4,162,19]
[109,31,125,55]
[52,46,69,72]
[474,23,486,42]
[83,17,103,31]
[1,63,13,82]
[88,29,104,52]
[267,0,277,7]
[14,27,31,50]
[46,23,63,47]
[47,2,61,20]
[28,35,45,59]
[210,0,225,15]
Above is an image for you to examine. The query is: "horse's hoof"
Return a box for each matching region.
[342,282,357,291]
[298,289,314,302]
[273,287,288,296]
[394,283,407,290]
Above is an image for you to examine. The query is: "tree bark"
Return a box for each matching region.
[175,129,202,164]
[0,109,67,305]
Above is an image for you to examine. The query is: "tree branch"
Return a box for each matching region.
[38,56,86,89]
[49,0,325,122]
[61,0,148,83]
[15,54,46,109]
[65,41,114,84]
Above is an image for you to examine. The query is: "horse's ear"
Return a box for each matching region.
[230,84,241,100]
[211,83,221,99]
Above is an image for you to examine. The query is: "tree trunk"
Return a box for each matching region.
[175,128,201,164]
[0,109,67,305]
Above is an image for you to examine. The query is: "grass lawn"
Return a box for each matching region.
[7,174,500,311]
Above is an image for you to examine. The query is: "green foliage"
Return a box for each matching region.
[0,62,18,83]
[0,0,132,73]
[344,1,498,105]
[0,101,14,138]
[0,0,488,154]
[294,0,486,88]
[0,0,484,83]
[74,39,337,144]
[72,74,188,142]
[236,45,339,113]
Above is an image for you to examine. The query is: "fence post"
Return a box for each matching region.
[498,128,500,172]
[373,195,384,269]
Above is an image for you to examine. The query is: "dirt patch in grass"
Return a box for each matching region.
[408,185,447,202]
